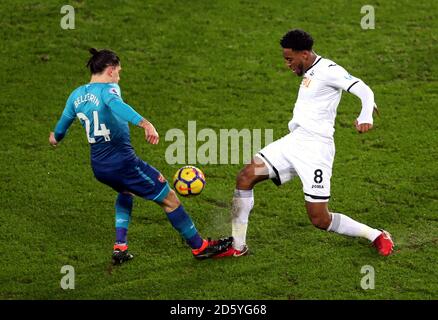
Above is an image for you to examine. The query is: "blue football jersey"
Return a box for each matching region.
[54,83,144,167]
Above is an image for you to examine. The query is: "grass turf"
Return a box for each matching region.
[0,0,437,299]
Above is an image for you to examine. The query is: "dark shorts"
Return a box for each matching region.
[92,158,170,203]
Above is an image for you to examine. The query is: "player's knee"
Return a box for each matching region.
[310,216,330,230]
[236,165,256,189]
[307,208,331,230]
[168,189,181,207]
[161,189,181,212]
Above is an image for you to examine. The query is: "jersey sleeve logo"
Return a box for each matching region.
[158,174,167,183]
[344,74,353,80]
[109,87,120,96]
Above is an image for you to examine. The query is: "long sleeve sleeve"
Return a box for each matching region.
[102,84,143,126]
[107,99,143,126]
[54,99,76,141]
[348,81,375,125]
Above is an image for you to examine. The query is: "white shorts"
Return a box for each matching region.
[256,128,335,202]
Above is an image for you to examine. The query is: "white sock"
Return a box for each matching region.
[231,189,254,250]
[327,212,381,242]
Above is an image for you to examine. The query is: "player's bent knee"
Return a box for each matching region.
[236,166,256,189]
[306,202,331,230]
[165,189,181,207]
[309,215,331,230]
[159,189,181,213]
[236,160,268,189]
[237,166,251,182]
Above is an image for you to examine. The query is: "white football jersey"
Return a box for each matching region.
[288,55,362,140]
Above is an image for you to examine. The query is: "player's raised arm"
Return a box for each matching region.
[348,81,376,133]
[325,65,376,133]
[103,85,159,145]
[49,99,76,146]
[108,98,159,145]
[137,118,159,145]
[109,102,160,145]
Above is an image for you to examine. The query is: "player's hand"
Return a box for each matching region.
[140,120,159,145]
[354,120,373,133]
[49,132,58,146]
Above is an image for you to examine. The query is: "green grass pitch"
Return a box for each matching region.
[0,0,437,299]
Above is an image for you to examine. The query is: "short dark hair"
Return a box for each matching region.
[280,29,313,51]
[86,48,120,74]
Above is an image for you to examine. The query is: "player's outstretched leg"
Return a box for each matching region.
[158,189,233,259]
[112,193,135,265]
[215,157,269,258]
[305,202,394,256]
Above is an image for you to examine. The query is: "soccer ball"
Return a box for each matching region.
[173,166,206,196]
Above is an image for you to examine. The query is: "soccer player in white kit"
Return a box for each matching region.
[216,29,394,258]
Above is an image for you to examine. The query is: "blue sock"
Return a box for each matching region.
[166,205,203,249]
[115,193,133,244]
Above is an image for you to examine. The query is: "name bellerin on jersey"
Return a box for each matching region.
[74,93,100,108]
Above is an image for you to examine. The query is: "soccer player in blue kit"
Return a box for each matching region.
[49,48,232,265]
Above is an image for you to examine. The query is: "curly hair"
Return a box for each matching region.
[280,29,314,51]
